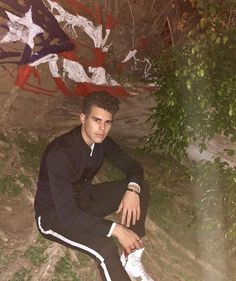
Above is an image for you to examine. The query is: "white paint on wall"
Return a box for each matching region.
[143,58,152,79]
[63,59,91,83]
[30,54,58,67]
[44,0,111,50]
[121,50,152,79]
[62,60,120,86]
[88,66,107,85]
[42,0,116,86]
[30,53,60,78]
[121,50,138,63]
[105,74,120,86]
[48,56,61,78]
[1,7,44,49]
[0,0,151,93]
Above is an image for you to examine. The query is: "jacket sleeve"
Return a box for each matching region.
[46,148,113,236]
[104,137,144,186]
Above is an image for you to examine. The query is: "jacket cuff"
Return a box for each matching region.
[107,222,117,237]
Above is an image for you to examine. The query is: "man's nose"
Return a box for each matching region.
[99,122,105,131]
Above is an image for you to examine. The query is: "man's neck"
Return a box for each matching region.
[81,126,93,147]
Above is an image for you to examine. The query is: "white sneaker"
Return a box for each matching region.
[120,248,154,281]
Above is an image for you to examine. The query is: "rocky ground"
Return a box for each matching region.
[0,86,235,281]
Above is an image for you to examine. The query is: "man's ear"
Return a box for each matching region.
[80,113,86,124]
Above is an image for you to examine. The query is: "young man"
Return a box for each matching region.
[34,91,154,281]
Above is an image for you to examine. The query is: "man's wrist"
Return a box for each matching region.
[111,223,125,238]
[127,188,140,195]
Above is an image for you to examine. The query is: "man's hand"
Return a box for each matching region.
[116,189,140,227]
[112,224,143,254]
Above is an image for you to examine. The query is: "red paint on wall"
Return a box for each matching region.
[105,14,117,29]
[0,0,131,98]
[75,82,130,97]
[60,51,79,62]
[64,0,93,19]
[53,77,72,96]
[22,85,55,96]
[15,65,35,87]
[136,36,149,50]
[117,62,124,73]
[91,48,106,67]
[93,3,103,25]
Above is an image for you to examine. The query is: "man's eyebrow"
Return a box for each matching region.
[91,116,113,122]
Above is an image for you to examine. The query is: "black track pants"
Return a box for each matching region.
[36,180,150,281]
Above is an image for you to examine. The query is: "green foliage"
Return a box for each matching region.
[75,252,92,267]
[24,235,50,267]
[10,267,31,281]
[53,255,81,281]
[190,159,236,248]
[17,174,32,188]
[144,1,236,159]
[0,249,15,274]
[0,174,32,196]
[149,189,175,218]
[144,0,236,253]
[0,175,22,197]
[101,161,125,182]
[14,131,47,174]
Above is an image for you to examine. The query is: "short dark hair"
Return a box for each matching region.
[82,91,120,116]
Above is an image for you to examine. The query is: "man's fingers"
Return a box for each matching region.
[121,207,127,225]
[120,205,140,227]
[134,240,140,249]
[137,207,141,221]
[136,237,143,248]
[130,237,143,251]
[126,209,132,227]
[122,208,139,227]
[132,209,137,225]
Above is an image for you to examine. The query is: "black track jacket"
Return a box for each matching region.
[34,126,143,236]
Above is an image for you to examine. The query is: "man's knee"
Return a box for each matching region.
[101,240,119,259]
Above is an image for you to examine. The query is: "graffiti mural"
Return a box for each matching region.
[0,0,152,97]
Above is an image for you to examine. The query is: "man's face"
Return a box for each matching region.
[80,106,113,146]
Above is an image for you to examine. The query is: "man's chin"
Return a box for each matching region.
[94,137,105,143]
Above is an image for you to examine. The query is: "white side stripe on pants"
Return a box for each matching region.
[37,216,112,281]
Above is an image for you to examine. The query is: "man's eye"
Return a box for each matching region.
[106,121,112,125]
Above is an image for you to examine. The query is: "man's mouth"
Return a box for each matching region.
[96,133,105,138]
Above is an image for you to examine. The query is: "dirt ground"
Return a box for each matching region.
[0,86,235,281]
